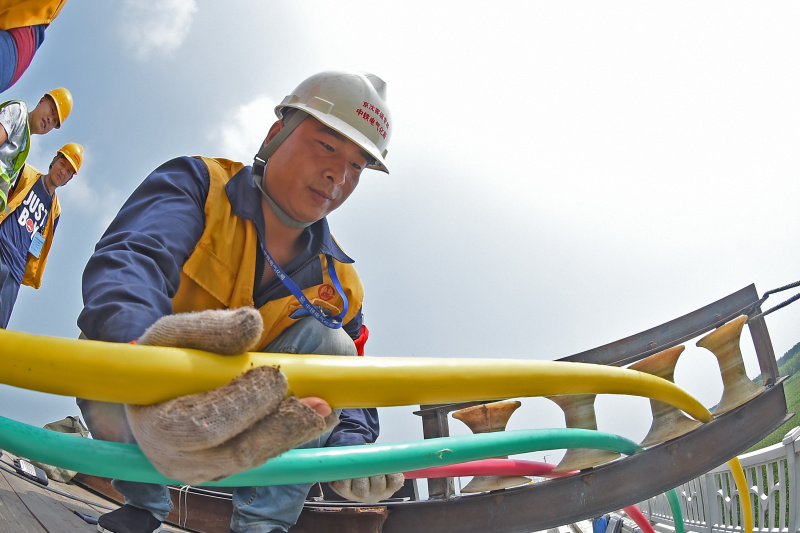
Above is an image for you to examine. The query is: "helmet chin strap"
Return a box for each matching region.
[252,111,314,229]
[259,186,311,229]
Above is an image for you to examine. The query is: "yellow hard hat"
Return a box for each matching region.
[57,143,83,174]
[46,88,73,128]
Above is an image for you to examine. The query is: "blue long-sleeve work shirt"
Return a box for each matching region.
[79,156,379,447]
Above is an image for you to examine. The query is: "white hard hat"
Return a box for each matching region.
[252,70,393,228]
[275,71,391,173]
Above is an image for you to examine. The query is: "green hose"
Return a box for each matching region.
[0,414,639,486]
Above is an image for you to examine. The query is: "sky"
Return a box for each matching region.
[1,1,799,492]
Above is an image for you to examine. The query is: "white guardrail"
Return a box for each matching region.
[637,427,800,533]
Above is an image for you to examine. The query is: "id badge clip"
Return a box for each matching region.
[29,232,45,258]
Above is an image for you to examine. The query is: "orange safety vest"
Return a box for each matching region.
[171,157,365,350]
[0,0,66,29]
[0,163,60,288]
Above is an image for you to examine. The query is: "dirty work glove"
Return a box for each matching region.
[124,308,339,485]
[329,473,405,504]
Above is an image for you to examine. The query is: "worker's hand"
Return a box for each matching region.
[124,308,338,485]
[329,473,405,504]
[136,306,264,355]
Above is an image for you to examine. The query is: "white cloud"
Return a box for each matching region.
[60,175,120,232]
[119,0,198,60]
[216,96,276,163]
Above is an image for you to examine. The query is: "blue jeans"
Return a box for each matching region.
[0,257,21,328]
[78,316,357,533]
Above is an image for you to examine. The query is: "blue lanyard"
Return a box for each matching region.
[261,243,348,329]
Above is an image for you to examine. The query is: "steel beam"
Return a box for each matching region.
[418,404,457,499]
[560,285,760,367]
[382,381,789,533]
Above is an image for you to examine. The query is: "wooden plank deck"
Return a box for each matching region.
[0,450,191,533]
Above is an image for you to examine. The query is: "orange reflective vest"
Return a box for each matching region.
[0,0,66,29]
[171,157,365,350]
[0,163,60,288]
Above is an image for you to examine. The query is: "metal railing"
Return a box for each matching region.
[639,426,800,533]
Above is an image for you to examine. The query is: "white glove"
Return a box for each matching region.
[329,473,405,504]
[125,308,338,484]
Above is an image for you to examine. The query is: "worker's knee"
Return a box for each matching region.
[266,316,357,356]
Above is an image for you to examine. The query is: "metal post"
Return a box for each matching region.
[701,472,718,533]
[783,427,800,533]
[418,405,455,499]
[747,311,779,386]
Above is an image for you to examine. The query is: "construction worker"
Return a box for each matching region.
[1,0,68,93]
[0,142,82,328]
[77,71,402,533]
[0,87,73,211]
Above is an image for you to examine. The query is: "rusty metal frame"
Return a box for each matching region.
[403,284,788,531]
[385,382,789,533]
[560,284,769,367]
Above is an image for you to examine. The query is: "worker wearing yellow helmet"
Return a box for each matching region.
[0,87,73,212]
[0,142,82,328]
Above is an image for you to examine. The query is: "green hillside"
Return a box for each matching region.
[754,340,800,384]
[744,342,800,452]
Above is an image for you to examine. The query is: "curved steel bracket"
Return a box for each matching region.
[381,381,789,533]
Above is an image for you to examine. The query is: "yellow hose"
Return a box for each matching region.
[0,328,753,528]
[727,457,753,533]
[1,329,711,420]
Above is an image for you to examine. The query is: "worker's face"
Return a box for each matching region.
[29,96,60,135]
[48,156,75,189]
[263,116,370,225]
